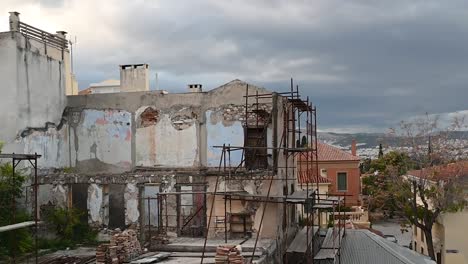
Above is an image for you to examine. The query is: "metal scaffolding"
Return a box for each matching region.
[0,153,41,263]
[141,79,346,264]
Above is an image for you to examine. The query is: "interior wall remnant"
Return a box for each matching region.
[125,182,140,226]
[102,185,110,226]
[71,109,132,172]
[136,112,198,167]
[88,183,103,227]
[22,124,69,169]
[52,183,68,208]
[206,110,244,167]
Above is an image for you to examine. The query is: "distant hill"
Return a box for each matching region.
[318,132,392,150]
[318,131,468,150]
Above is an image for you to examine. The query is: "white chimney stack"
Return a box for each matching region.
[120,64,149,92]
[188,84,202,93]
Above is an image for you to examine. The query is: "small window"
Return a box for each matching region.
[421,231,424,243]
[414,225,417,236]
[421,247,424,254]
[337,172,347,191]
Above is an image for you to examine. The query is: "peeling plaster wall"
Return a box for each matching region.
[135,106,198,167]
[88,183,104,226]
[37,183,68,217]
[44,80,289,237]
[0,32,67,168]
[124,183,140,226]
[22,127,69,168]
[70,109,132,172]
[206,110,244,167]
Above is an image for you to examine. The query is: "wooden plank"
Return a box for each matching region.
[314,248,338,260]
[321,228,344,249]
[286,226,318,253]
[130,252,171,263]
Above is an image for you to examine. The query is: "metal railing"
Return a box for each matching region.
[19,21,68,50]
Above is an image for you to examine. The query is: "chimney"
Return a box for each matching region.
[55,31,67,39]
[9,11,20,32]
[119,64,149,92]
[188,84,202,93]
[351,139,357,156]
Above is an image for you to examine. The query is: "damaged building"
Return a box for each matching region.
[0,12,370,264]
[0,12,310,263]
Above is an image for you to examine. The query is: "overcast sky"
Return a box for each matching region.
[1,0,467,132]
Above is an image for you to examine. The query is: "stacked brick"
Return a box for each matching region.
[96,229,142,264]
[215,245,244,264]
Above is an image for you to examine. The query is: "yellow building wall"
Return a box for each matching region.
[440,210,468,264]
[412,210,468,264]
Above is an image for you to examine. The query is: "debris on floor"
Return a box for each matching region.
[37,255,95,264]
[96,229,142,263]
[215,245,244,264]
[151,232,170,245]
[130,252,171,263]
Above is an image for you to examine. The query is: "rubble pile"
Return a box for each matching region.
[151,233,170,245]
[96,229,142,264]
[215,245,244,264]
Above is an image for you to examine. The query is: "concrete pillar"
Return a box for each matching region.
[9,11,20,32]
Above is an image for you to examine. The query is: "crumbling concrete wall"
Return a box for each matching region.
[70,109,132,173]
[124,182,140,226]
[11,79,290,239]
[206,110,244,167]
[88,183,104,226]
[0,32,68,169]
[22,127,69,168]
[135,106,199,167]
[37,183,69,218]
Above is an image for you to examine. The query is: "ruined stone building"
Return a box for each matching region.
[0,12,322,263]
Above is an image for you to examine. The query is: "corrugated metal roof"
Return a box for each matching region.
[341,230,435,264]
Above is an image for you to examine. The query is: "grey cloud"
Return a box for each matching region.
[62,0,468,131]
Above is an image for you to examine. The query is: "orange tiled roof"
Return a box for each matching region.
[298,169,332,184]
[298,142,360,162]
[406,160,468,181]
[78,87,92,95]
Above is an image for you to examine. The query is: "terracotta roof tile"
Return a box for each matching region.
[299,142,360,162]
[407,160,468,181]
[298,169,331,184]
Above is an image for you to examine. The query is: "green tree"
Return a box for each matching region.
[362,151,413,217]
[0,144,34,259]
[383,114,467,260]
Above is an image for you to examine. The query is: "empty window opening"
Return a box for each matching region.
[109,184,126,229]
[245,127,268,170]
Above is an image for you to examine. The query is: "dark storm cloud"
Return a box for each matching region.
[66,0,468,131]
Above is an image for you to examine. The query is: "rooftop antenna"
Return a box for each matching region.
[69,36,77,74]
[155,72,158,90]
